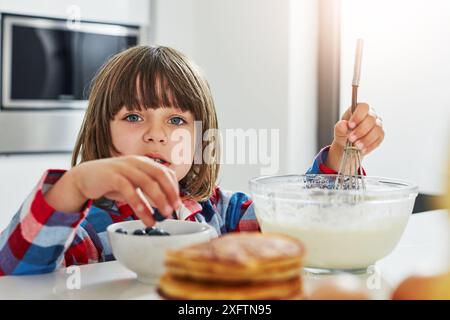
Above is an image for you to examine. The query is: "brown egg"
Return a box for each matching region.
[391,275,430,300]
[307,274,370,300]
[392,273,450,300]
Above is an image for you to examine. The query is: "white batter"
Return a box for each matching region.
[254,198,414,270]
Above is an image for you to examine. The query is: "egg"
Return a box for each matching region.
[307,274,371,300]
[392,273,450,300]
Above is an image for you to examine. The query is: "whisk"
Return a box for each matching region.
[334,39,366,191]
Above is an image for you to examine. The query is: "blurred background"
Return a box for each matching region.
[0,0,449,229]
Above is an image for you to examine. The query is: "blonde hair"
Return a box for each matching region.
[72,45,220,201]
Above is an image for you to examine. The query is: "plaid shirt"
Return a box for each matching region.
[0,146,338,276]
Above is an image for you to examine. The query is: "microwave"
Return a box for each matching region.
[1,13,139,110]
[0,13,141,153]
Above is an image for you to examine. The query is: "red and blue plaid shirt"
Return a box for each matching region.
[0,146,341,276]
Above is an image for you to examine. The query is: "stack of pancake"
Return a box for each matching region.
[157,232,305,300]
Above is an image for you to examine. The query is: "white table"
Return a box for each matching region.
[0,210,448,300]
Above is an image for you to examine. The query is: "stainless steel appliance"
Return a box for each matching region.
[0,13,139,153]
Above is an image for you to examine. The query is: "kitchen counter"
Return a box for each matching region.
[0,210,448,300]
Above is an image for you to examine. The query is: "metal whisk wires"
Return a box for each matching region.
[335,39,366,192]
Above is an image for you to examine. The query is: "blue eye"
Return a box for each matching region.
[168,116,186,125]
[124,114,142,122]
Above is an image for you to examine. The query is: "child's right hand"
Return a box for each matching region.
[44,156,181,226]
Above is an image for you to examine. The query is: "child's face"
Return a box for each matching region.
[110,106,196,182]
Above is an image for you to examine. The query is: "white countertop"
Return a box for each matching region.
[0,210,449,300]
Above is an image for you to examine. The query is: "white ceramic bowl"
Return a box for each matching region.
[249,174,418,274]
[107,219,217,284]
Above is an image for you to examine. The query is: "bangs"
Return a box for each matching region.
[103,46,205,119]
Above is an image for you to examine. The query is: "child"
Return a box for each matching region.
[0,46,384,275]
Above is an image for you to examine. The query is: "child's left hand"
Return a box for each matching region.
[326,103,384,171]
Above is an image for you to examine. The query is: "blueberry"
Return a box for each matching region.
[144,227,154,234]
[153,209,167,222]
[132,229,147,236]
[115,228,127,234]
[158,229,170,236]
[145,227,170,236]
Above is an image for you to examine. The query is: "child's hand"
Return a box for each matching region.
[326,103,384,172]
[45,156,181,226]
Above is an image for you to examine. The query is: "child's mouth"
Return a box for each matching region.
[146,154,171,167]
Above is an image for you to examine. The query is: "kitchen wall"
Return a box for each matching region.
[151,0,318,193]
[340,0,450,194]
[0,0,318,230]
[0,0,151,229]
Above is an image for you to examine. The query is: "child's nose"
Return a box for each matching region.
[143,125,168,144]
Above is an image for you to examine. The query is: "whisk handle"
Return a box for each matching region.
[351,85,358,113]
[351,39,363,114]
[352,39,364,86]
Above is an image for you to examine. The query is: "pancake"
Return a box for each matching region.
[164,232,305,283]
[165,262,301,283]
[158,272,303,300]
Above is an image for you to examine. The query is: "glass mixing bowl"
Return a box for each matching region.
[249,174,418,274]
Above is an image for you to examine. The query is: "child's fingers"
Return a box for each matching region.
[348,103,370,129]
[361,136,383,156]
[333,120,350,146]
[113,175,155,227]
[167,169,180,206]
[348,115,376,144]
[353,125,381,152]
[335,120,349,136]
[341,103,369,121]
[146,166,180,211]
[140,180,173,218]
[341,107,352,121]
[130,157,181,210]
[123,165,174,217]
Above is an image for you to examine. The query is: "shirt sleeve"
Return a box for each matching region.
[0,169,92,276]
[306,145,367,175]
[306,145,337,174]
[212,187,260,234]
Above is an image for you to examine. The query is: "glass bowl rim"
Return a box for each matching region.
[249,174,419,198]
